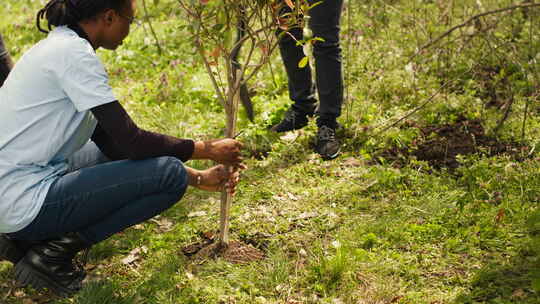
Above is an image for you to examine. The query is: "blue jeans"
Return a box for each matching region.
[9,142,188,244]
[278,0,344,124]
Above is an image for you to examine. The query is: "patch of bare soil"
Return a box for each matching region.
[378,117,530,170]
[181,232,265,264]
[195,241,264,264]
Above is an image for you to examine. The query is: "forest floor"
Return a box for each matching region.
[0,1,539,303]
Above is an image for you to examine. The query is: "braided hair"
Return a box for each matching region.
[37,0,130,33]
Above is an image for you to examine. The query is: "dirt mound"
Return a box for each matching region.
[194,241,264,264]
[378,118,529,170]
[182,232,264,264]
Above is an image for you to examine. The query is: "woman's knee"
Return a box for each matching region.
[312,34,341,58]
[155,156,188,199]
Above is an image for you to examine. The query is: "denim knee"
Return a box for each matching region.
[311,27,340,53]
[156,156,188,201]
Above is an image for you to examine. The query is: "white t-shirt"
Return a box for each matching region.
[0,26,116,233]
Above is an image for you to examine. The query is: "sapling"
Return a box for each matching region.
[177,0,315,248]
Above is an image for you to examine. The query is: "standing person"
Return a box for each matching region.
[0,32,14,86]
[0,0,245,297]
[271,0,344,160]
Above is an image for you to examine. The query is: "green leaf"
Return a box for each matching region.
[308,1,323,11]
[298,56,309,68]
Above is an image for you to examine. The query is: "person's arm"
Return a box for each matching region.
[90,101,244,164]
[90,111,244,194]
[90,101,195,162]
[90,122,128,160]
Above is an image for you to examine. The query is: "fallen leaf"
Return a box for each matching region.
[512,288,525,299]
[286,192,299,201]
[343,157,363,167]
[328,212,338,218]
[188,211,207,218]
[272,194,286,202]
[122,254,138,265]
[121,246,148,265]
[280,132,300,142]
[132,224,145,230]
[202,231,215,240]
[150,217,174,232]
[495,208,505,223]
[296,212,318,220]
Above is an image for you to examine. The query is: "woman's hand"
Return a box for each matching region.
[190,164,246,194]
[193,139,244,166]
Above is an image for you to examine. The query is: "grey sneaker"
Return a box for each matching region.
[315,125,341,160]
[270,107,311,133]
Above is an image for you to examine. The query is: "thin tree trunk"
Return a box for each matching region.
[219,70,241,248]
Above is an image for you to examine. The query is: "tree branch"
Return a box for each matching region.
[413,2,540,58]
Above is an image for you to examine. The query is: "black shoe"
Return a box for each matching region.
[315,125,341,160]
[270,107,312,133]
[0,234,34,264]
[14,234,89,297]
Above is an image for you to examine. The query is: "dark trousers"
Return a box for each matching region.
[0,32,12,87]
[9,143,188,245]
[278,0,344,125]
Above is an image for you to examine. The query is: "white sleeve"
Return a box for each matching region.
[60,44,117,112]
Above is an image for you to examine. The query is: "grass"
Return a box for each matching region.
[1,0,540,303]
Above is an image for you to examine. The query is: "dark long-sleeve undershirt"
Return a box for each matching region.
[90,101,195,162]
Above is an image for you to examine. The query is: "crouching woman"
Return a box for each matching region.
[0,0,245,297]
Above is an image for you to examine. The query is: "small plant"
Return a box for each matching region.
[175,0,315,247]
[309,245,352,294]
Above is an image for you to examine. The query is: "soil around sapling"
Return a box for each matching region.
[181,232,265,264]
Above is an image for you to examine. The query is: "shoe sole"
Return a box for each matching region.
[0,236,25,264]
[14,259,84,297]
[321,147,341,160]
